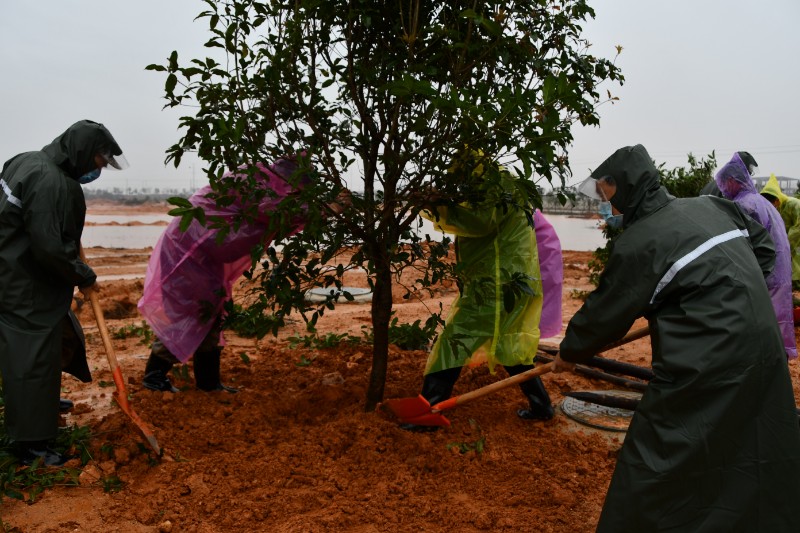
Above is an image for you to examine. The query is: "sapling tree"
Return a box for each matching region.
[148,0,623,410]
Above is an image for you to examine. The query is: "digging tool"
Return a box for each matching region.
[386,363,555,427]
[80,247,161,454]
[537,348,654,381]
[385,325,651,426]
[534,353,648,392]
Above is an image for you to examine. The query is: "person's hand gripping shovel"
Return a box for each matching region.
[79,245,161,455]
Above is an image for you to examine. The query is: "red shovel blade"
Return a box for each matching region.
[382,395,453,427]
[383,394,432,420]
[399,412,451,427]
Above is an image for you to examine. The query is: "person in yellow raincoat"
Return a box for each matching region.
[761,174,800,290]
[400,154,559,432]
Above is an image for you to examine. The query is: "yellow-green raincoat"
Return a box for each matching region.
[422,173,542,375]
[761,174,800,283]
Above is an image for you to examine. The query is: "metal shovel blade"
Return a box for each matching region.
[399,412,452,427]
[383,394,433,421]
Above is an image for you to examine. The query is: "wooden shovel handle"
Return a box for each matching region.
[431,325,650,413]
[78,245,130,411]
[432,363,554,413]
[539,325,650,355]
[601,325,650,351]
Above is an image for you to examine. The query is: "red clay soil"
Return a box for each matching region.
[3,202,800,532]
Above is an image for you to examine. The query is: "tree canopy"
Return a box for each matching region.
[148,0,624,409]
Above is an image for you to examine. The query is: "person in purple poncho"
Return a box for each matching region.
[716,152,797,359]
[138,155,350,393]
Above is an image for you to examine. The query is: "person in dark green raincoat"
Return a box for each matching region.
[0,120,127,465]
[553,145,800,532]
[761,173,800,290]
[400,153,555,431]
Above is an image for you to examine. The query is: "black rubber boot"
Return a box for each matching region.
[193,348,238,393]
[399,367,463,433]
[142,353,178,393]
[14,440,71,467]
[506,364,554,421]
[59,398,74,413]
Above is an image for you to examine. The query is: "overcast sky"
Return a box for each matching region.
[1,1,798,192]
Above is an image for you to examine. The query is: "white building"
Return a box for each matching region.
[752,176,799,195]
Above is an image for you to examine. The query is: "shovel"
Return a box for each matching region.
[80,247,161,455]
[384,325,650,427]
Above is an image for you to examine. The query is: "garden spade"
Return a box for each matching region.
[80,247,161,455]
[384,325,650,427]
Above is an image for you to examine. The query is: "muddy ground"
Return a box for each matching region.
[3,200,800,532]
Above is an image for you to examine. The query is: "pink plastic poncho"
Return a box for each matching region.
[534,210,564,338]
[138,159,306,361]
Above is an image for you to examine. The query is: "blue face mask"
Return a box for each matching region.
[78,168,102,184]
[606,214,624,229]
[598,201,624,229]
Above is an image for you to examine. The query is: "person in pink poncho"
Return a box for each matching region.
[138,156,349,393]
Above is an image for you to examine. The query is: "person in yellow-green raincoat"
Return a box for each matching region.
[761,174,800,289]
[400,157,562,432]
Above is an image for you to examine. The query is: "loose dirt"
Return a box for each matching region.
[3,200,800,532]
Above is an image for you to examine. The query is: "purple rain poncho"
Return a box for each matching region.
[138,159,306,362]
[534,210,563,339]
[716,153,797,359]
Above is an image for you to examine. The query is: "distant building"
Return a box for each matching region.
[752,176,799,195]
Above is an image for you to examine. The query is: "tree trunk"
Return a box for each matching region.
[365,257,393,411]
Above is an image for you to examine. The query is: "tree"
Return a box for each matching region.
[659,151,717,198]
[148,0,623,411]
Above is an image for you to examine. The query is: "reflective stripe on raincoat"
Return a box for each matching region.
[421,174,562,374]
[761,173,800,283]
[716,156,796,358]
[137,160,305,361]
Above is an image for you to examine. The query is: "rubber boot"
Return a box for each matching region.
[506,364,554,421]
[399,366,463,433]
[193,348,238,393]
[59,398,74,413]
[14,440,71,467]
[142,352,178,393]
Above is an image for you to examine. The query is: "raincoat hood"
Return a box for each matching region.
[715,152,757,200]
[761,174,791,205]
[41,120,123,180]
[590,144,672,227]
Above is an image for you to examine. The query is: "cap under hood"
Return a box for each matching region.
[41,120,123,180]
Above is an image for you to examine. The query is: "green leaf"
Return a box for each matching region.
[165,73,178,94]
[167,196,193,208]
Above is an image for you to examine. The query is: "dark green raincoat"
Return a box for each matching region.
[561,145,800,532]
[0,120,121,441]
